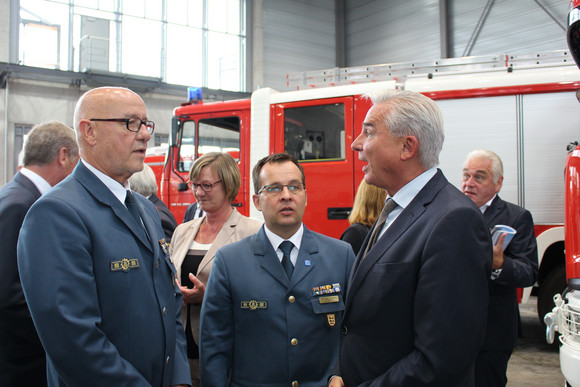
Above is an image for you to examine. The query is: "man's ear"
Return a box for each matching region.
[78,119,97,146]
[252,194,262,211]
[57,147,70,167]
[401,135,418,161]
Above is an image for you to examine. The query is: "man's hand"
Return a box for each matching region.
[329,376,344,387]
[177,273,206,305]
[492,232,506,270]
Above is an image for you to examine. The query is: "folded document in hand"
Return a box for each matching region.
[491,224,517,251]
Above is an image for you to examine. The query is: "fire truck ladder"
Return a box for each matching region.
[286,50,576,90]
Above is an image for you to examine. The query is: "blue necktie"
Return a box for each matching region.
[125,191,142,227]
[279,241,294,279]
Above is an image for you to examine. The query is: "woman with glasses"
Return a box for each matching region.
[169,152,262,387]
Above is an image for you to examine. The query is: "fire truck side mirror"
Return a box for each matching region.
[177,182,188,192]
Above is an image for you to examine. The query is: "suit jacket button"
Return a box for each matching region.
[292,381,298,387]
[291,338,298,346]
[341,325,348,335]
[288,295,295,303]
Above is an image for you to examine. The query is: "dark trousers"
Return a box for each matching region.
[474,349,513,387]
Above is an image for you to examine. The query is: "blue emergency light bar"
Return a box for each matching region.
[187,87,202,102]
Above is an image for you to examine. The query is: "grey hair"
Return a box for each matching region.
[129,164,158,197]
[363,89,444,169]
[465,149,504,183]
[23,121,78,167]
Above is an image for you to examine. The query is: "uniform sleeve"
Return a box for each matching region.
[496,210,538,287]
[17,197,151,387]
[199,250,234,387]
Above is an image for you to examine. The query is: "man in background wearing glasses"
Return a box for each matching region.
[199,153,356,387]
[17,87,190,387]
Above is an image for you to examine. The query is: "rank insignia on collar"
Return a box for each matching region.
[326,313,336,327]
[111,258,140,272]
[240,300,268,310]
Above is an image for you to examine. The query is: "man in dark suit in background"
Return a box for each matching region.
[17,87,190,387]
[200,153,355,387]
[129,163,178,242]
[331,90,492,386]
[0,121,78,386]
[462,149,538,387]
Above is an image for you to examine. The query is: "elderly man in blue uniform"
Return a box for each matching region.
[199,153,355,387]
[0,121,78,386]
[17,87,190,387]
[462,149,538,387]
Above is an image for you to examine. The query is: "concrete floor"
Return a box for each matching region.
[506,296,564,386]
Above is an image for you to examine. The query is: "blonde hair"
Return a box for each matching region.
[348,180,387,226]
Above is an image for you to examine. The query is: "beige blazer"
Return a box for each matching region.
[170,208,262,344]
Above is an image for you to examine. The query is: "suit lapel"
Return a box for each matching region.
[345,170,447,311]
[483,196,505,228]
[289,227,317,289]
[197,209,239,274]
[73,162,153,252]
[255,228,291,287]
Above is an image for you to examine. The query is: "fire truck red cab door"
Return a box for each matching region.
[272,97,355,238]
[175,110,250,218]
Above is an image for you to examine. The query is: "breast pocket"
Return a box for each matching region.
[310,293,345,329]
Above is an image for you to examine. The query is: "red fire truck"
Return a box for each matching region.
[147,52,580,323]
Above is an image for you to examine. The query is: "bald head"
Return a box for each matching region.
[74,87,152,185]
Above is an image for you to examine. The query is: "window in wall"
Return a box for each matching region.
[14,124,34,173]
[18,0,246,91]
[19,1,69,69]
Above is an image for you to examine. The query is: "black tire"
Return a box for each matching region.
[537,264,567,325]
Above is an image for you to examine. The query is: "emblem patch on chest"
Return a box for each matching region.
[110,258,140,272]
[240,300,268,310]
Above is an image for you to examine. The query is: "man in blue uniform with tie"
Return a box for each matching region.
[200,153,355,387]
[18,87,190,387]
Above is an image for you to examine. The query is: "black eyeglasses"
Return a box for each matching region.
[258,183,305,196]
[188,180,222,192]
[90,118,155,134]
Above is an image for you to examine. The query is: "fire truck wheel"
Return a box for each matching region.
[537,264,567,325]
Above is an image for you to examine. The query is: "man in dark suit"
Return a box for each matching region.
[331,90,492,386]
[17,87,190,387]
[0,121,78,386]
[129,163,178,241]
[462,149,538,387]
[200,153,355,386]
